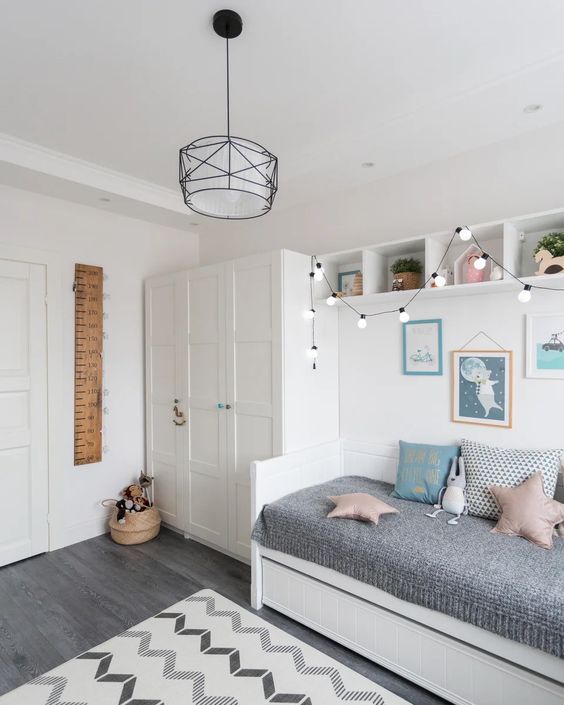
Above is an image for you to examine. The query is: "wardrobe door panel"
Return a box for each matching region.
[187,264,228,549]
[145,272,188,531]
[226,252,282,559]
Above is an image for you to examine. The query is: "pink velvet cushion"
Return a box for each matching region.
[489,472,564,549]
[327,493,399,524]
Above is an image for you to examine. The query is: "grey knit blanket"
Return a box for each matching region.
[251,476,564,658]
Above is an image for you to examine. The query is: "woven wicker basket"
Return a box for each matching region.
[107,506,161,545]
[394,271,421,291]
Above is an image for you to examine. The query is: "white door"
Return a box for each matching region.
[187,264,229,549]
[0,259,48,566]
[145,272,188,531]
[226,252,283,559]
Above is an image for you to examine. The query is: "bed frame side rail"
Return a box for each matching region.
[250,440,342,609]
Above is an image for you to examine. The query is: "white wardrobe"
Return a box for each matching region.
[145,249,338,561]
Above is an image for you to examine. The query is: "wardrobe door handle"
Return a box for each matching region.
[225,404,232,410]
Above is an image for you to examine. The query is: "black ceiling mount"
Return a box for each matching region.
[213,9,243,39]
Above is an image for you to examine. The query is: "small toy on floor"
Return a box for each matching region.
[426,457,468,525]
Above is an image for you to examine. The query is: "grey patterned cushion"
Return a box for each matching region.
[462,439,562,519]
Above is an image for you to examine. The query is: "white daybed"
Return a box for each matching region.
[250,439,564,705]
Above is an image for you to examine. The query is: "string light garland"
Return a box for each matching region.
[305,226,564,369]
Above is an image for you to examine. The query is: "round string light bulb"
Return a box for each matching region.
[303,308,315,320]
[399,308,410,323]
[518,285,532,303]
[432,272,446,287]
[307,345,318,359]
[327,293,338,306]
[474,253,489,270]
[456,226,472,242]
[313,262,325,282]
[357,315,367,329]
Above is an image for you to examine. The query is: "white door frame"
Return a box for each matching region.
[0,242,63,552]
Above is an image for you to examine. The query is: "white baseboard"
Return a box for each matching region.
[51,512,111,550]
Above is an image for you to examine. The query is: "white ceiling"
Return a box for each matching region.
[1,0,564,224]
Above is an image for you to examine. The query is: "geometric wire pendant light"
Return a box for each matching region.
[179,10,278,219]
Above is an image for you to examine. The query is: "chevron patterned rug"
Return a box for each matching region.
[0,589,411,705]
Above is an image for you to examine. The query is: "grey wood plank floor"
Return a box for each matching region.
[0,528,448,705]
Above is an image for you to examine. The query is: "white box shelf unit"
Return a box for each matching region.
[316,207,564,306]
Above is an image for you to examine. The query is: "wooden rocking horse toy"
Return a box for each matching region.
[535,249,564,275]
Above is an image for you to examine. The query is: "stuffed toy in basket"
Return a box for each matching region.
[102,473,161,545]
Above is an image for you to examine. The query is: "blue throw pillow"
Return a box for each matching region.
[391,441,460,505]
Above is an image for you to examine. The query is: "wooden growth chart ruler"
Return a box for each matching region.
[74,264,103,465]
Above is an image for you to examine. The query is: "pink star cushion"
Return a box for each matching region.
[489,472,564,549]
[327,493,399,524]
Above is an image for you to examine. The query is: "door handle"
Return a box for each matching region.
[216,403,232,410]
[173,401,187,426]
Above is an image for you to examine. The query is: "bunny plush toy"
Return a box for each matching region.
[426,456,468,525]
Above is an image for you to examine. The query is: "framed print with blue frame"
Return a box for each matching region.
[403,319,443,375]
[337,270,360,296]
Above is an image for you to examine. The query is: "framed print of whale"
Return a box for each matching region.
[452,350,513,428]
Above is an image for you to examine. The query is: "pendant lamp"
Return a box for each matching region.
[179,10,278,220]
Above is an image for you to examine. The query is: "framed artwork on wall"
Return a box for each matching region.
[452,350,513,428]
[337,270,360,296]
[402,319,443,375]
[526,313,564,379]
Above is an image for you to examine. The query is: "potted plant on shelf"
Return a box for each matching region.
[390,257,423,291]
[534,232,564,275]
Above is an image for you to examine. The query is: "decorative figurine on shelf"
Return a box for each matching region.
[426,456,468,525]
[392,277,404,291]
[534,232,564,275]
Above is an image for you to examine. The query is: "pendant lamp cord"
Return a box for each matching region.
[226,31,231,187]
[226,34,231,139]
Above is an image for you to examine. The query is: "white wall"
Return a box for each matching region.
[282,250,339,453]
[338,288,564,453]
[0,184,199,548]
[199,121,564,264]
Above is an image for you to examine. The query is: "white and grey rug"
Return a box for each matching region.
[0,589,410,705]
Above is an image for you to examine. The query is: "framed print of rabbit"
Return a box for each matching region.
[452,350,513,428]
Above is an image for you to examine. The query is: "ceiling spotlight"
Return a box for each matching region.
[327,293,338,306]
[456,226,472,241]
[303,309,316,320]
[399,308,410,323]
[523,104,543,114]
[518,285,532,303]
[431,272,446,287]
[314,262,324,281]
[357,315,367,329]
[474,253,489,270]
[361,162,375,168]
